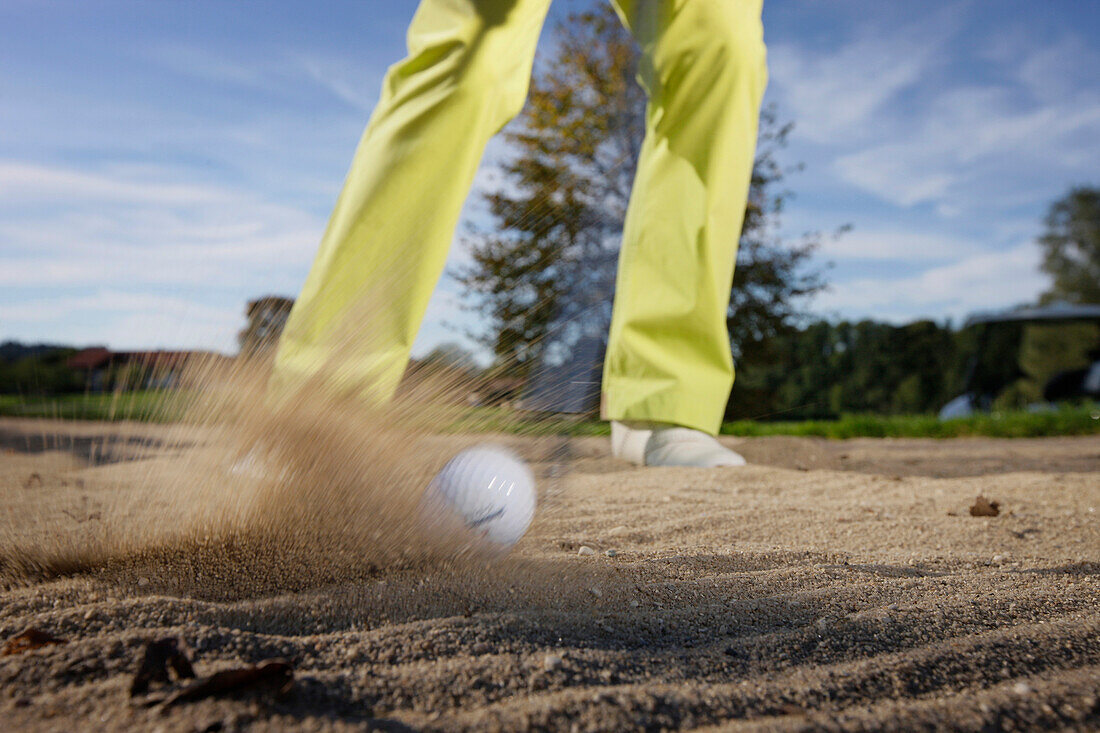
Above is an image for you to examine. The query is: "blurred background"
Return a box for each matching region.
[1,0,1098,433]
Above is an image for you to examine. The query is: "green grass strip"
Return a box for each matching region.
[2,392,1097,439]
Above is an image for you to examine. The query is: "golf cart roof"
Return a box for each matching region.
[964,301,1100,328]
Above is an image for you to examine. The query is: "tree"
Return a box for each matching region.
[239,296,294,358]
[455,6,827,415]
[1039,186,1100,304]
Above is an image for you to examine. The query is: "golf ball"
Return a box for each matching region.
[421,445,536,552]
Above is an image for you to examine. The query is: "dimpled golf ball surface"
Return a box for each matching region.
[427,445,536,549]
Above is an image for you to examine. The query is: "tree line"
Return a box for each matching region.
[0,343,82,395]
[725,318,1098,420]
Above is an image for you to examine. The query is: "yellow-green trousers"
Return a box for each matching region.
[274,0,767,435]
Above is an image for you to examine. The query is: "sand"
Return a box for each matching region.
[1,417,1098,731]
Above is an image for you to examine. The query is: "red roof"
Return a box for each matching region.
[67,347,111,370]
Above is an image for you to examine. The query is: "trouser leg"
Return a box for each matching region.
[273,0,552,400]
[602,0,768,434]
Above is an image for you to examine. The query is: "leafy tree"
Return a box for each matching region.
[1039,186,1100,304]
[455,6,827,416]
[239,296,294,357]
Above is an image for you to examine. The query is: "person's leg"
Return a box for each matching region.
[273,0,552,400]
[602,0,768,437]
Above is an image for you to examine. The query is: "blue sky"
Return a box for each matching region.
[2,0,1098,358]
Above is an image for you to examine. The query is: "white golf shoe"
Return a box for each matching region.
[610,421,747,468]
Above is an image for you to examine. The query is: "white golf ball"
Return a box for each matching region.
[421,445,536,551]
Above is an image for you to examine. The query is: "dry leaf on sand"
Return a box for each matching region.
[2,627,66,656]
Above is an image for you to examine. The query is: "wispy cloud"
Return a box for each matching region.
[763,1,1096,330]
[146,42,384,114]
[294,53,381,112]
[769,6,1099,216]
[147,42,274,90]
[0,162,321,264]
[1015,34,1100,103]
[818,228,981,262]
[767,9,957,145]
[0,290,242,350]
[0,162,224,205]
[816,242,1047,322]
[834,85,1100,209]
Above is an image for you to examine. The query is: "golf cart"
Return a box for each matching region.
[939,302,1100,419]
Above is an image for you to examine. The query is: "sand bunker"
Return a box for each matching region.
[1,417,1098,730]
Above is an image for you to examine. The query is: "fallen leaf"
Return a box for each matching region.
[969,496,1001,517]
[131,637,196,696]
[161,660,294,708]
[2,627,66,656]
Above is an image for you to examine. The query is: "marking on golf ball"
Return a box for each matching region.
[468,507,505,527]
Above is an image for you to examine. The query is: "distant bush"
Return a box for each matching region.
[0,390,178,421]
[721,404,1100,439]
[0,345,83,395]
